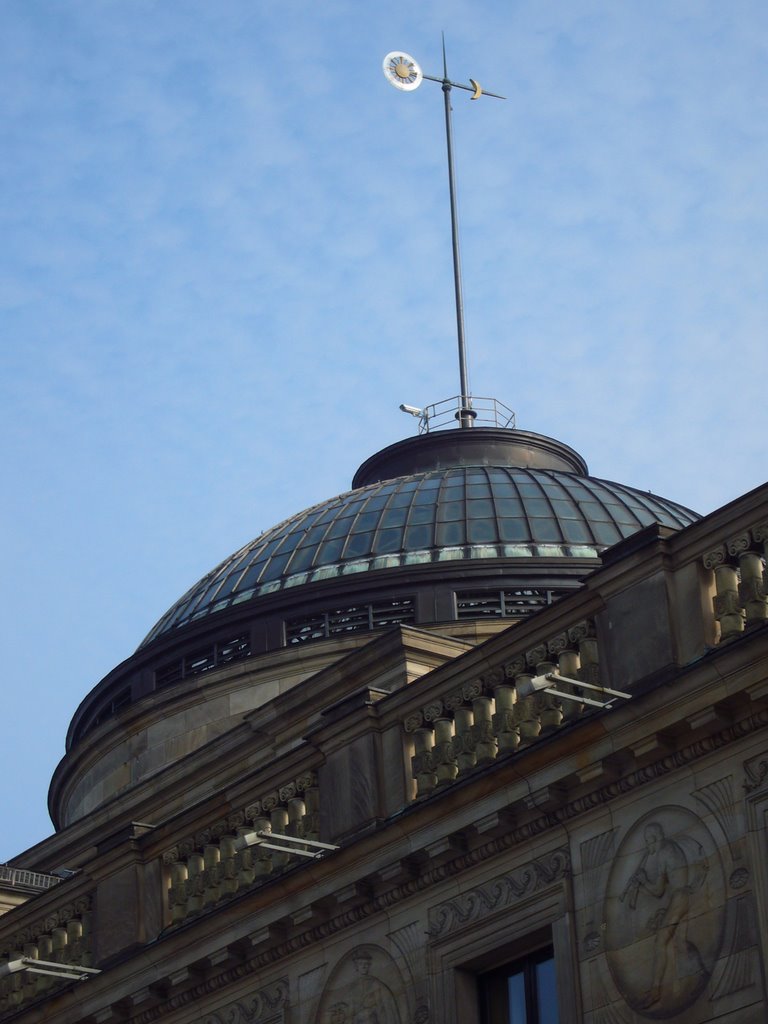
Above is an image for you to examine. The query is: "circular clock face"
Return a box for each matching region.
[382,51,423,91]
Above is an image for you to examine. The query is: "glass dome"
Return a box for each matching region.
[140,447,697,648]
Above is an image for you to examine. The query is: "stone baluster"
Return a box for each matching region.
[267,796,291,869]
[405,712,437,797]
[468,681,497,764]
[185,850,205,914]
[165,849,188,924]
[492,665,519,753]
[202,842,221,908]
[512,659,540,747]
[65,919,83,964]
[703,545,744,641]
[219,835,239,898]
[50,926,67,964]
[21,944,37,1002]
[423,701,457,786]
[493,663,524,753]
[549,633,583,722]
[35,934,53,993]
[236,826,255,888]
[7,948,23,1006]
[728,531,767,628]
[251,815,274,877]
[528,644,562,734]
[447,692,477,774]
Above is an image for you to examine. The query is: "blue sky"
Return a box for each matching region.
[2,1,767,860]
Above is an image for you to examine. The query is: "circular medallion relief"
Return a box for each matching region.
[604,806,724,1019]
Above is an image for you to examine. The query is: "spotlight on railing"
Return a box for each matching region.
[233,830,338,861]
[0,958,101,983]
[515,671,631,711]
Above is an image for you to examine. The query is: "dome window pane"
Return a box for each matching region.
[362,494,389,512]
[354,511,380,532]
[468,498,494,517]
[496,497,524,517]
[579,500,612,523]
[409,504,435,525]
[405,524,432,548]
[468,518,497,543]
[325,517,352,540]
[561,519,591,543]
[490,482,518,497]
[531,518,562,543]
[499,518,529,542]
[259,553,292,583]
[382,507,409,528]
[238,560,267,590]
[441,485,465,502]
[373,528,403,554]
[390,492,414,508]
[550,498,580,519]
[467,482,491,497]
[306,524,330,545]
[316,538,345,564]
[523,497,551,517]
[345,532,374,558]
[436,520,465,545]
[437,501,464,523]
[412,487,439,505]
[592,521,621,545]
[287,544,319,574]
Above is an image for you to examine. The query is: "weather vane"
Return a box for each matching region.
[383,39,505,430]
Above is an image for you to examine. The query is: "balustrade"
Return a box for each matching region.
[404,621,598,798]
[704,523,768,642]
[164,771,321,925]
[0,897,92,1013]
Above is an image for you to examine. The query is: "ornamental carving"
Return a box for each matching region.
[743,752,768,792]
[603,806,725,1018]
[702,545,728,569]
[203,978,289,1023]
[427,847,570,938]
[316,945,405,1024]
[403,712,424,734]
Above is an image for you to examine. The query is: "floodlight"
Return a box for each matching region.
[0,957,101,982]
[233,830,338,861]
[516,671,631,710]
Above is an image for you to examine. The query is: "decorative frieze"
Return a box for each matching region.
[403,621,600,797]
[427,847,570,939]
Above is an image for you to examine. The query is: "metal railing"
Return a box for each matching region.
[0,866,61,892]
[413,396,515,434]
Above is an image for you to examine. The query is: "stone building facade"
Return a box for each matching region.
[1,425,767,1023]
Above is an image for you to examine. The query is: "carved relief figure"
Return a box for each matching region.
[604,807,724,1019]
[349,949,397,1023]
[317,945,404,1024]
[620,822,707,1010]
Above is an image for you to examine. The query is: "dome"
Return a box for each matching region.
[140,428,698,648]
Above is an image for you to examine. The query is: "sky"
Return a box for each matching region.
[1,1,767,861]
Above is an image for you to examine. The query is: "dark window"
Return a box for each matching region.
[285,598,415,645]
[481,949,559,1024]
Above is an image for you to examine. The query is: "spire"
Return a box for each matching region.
[383,41,505,429]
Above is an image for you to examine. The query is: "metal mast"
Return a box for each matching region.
[383,41,504,429]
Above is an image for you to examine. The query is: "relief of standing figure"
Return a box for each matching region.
[620,822,707,1010]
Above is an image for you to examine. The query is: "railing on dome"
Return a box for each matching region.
[414,396,515,435]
